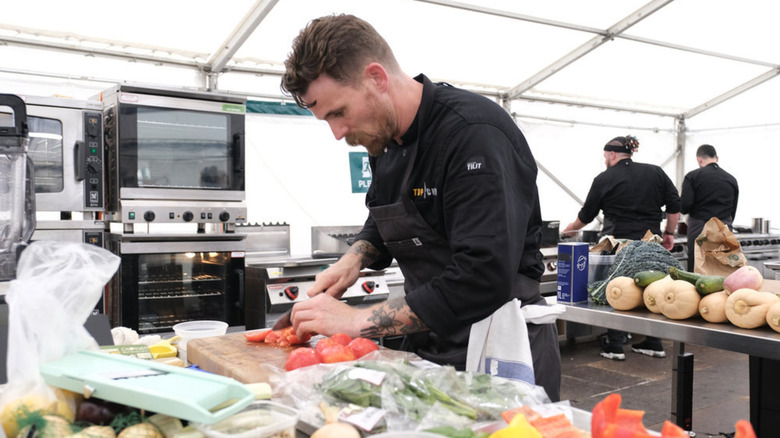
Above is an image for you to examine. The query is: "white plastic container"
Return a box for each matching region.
[173,320,228,365]
[196,401,298,438]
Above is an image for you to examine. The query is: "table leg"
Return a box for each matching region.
[671,341,694,430]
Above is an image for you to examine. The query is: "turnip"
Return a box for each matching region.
[723,266,763,295]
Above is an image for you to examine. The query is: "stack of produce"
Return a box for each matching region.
[604,264,780,331]
[588,240,683,305]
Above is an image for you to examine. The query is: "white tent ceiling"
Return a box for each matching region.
[2,0,779,130]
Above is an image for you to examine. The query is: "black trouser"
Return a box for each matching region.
[605,329,662,349]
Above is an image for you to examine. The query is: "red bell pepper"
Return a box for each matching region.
[734,420,757,438]
[591,393,691,438]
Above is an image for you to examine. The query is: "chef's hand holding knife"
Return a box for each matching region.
[290,252,366,338]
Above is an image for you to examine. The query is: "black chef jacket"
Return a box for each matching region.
[578,158,681,240]
[352,74,547,355]
[680,162,738,222]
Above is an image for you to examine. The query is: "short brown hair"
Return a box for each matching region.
[281,14,399,108]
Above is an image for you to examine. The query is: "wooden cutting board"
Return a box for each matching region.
[186,331,304,383]
[186,332,406,384]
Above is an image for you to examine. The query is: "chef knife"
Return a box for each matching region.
[271,289,327,330]
[271,308,293,330]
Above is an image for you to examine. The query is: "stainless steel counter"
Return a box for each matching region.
[546,296,780,360]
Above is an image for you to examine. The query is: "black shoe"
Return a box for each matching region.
[600,345,625,361]
[631,340,666,358]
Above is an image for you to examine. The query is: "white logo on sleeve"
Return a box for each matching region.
[466,161,483,171]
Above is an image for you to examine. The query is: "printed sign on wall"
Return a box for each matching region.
[349,151,372,193]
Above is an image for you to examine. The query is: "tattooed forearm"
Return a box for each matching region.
[348,239,383,269]
[360,298,428,338]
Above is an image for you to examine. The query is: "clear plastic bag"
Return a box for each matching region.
[0,241,120,437]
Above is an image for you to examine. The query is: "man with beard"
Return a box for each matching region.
[280,14,561,401]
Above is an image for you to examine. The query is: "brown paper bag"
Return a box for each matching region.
[589,231,661,254]
[693,217,747,276]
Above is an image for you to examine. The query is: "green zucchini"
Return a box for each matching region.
[695,275,726,295]
[668,267,702,285]
[634,270,668,287]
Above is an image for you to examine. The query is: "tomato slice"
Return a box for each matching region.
[244,329,271,343]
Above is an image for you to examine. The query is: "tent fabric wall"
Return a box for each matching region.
[246,110,775,255]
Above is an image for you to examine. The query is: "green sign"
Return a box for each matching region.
[221,103,246,113]
[349,152,372,193]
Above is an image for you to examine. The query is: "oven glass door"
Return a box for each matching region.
[117,97,245,194]
[119,250,243,334]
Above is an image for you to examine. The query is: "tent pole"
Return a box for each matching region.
[675,117,686,191]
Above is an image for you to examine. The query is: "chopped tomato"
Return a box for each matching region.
[264,330,281,345]
[244,329,271,343]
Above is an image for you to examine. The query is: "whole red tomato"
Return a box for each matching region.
[348,337,379,358]
[285,347,322,371]
[329,332,353,346]
[315,337,338,355]
[318,343,357,363]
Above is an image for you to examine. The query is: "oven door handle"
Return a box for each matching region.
[74,140,86,181]
[232,133,244,174]
[235,268,245,310]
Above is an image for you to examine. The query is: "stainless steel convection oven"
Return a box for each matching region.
[99,85,247,229]
[99,85,249,332]
[1,96,109,249]
[108,234,245,334]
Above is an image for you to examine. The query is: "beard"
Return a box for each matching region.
[345,95,397,157]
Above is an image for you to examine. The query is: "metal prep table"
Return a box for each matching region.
[548,296,780,434]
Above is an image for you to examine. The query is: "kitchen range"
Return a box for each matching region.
[244,225,391,329]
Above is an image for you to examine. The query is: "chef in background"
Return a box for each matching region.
[562,135,681,361]
[279,13,561,401]
[680,144,739,271]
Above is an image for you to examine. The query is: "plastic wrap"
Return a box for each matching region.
[0,241,120,437]
[270,350,550,434]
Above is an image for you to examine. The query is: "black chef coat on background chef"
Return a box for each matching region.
[577,158,682,240]
[681,162,739,270]
[353,74,561,401]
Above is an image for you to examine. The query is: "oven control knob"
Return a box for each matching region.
[362,281,376,294]
[219,211,230,222]
[284,286,299,300]
[143,211,155,222]
[182,211,194,222]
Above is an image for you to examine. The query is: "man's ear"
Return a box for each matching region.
[364,62,389,92]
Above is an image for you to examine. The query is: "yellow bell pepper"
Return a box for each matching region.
[489,413,542,438]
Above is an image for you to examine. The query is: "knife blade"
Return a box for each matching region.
[271,289,327,330]
[271,308,293,330]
